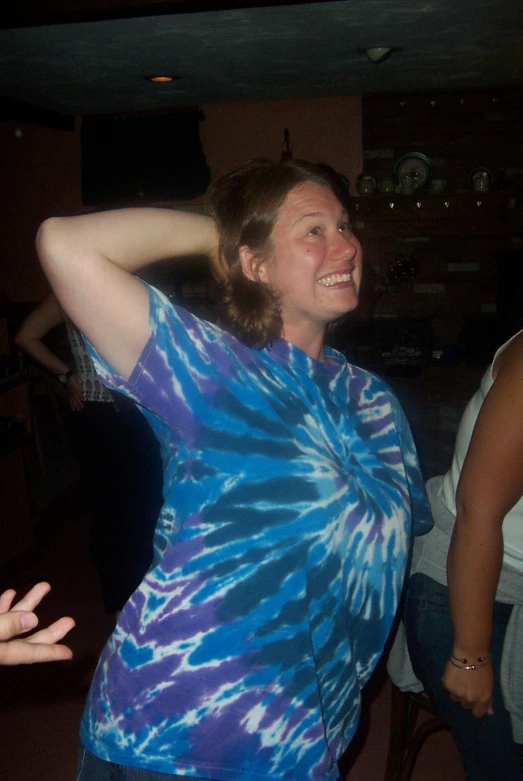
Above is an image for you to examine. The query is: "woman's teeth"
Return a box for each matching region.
[318,272,352,287]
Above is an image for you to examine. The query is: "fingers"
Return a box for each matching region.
[70,391,85,411]
[0,583,76,666]
[26,616,76,646]
[471,701,492,719]
[443,661,494,719]
[0,588,17,614]
[449,693,473,711]
[11,582,51,612]
[449,693,489,718]
[447,687,493,718]
[0,638,73,665]
[0,611,38,642]
[67,376,84,411]
[0,613,75,665]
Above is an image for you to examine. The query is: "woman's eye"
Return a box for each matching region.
[339,222,353,234]
[307,226,322,236]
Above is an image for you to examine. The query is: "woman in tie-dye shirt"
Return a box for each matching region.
[37,159,431,781]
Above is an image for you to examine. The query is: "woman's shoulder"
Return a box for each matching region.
[346,363,410,428]
[492,329,523,380]
[349,362,397,398]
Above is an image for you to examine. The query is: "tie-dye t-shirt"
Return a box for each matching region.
[80,283,431,781]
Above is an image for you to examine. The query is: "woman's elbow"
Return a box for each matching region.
[36,217,70,272]
[14,329,27,351]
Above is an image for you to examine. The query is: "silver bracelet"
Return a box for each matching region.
[449,653,491,671]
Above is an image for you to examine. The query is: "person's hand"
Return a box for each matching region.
[0,582,75,665]
[66,374,84,411]
[442,658,494,719]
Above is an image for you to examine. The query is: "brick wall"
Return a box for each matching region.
[354,87,523,347]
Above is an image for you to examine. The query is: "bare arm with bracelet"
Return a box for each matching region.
[445,332,523,718]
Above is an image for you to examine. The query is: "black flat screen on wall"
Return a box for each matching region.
[81,109,211,206]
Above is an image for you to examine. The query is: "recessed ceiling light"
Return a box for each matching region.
[357,46,402,64]
[145,75,180,83]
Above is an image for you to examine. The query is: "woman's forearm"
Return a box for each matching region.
[15,292,70,378]
[15,335,70,377]
[37,208,219,277]
[444,511,502,718]
[447,511,503,660]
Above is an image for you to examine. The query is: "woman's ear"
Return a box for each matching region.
[238,245,267,283]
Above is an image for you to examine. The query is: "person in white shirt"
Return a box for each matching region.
[390,329,523,781]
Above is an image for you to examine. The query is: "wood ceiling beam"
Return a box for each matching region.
[2,0,344,29]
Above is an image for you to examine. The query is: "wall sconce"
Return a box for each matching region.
[358,46,402,64]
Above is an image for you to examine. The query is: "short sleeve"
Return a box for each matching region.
[83,281,230,429]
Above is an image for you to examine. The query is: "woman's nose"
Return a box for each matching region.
[334,231,359,261]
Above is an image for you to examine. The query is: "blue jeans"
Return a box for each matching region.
[76,747,214,781]
[404,573,523,781]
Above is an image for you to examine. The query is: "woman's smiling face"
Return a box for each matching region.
[256,181,362,342]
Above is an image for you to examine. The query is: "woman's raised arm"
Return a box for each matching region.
[37,208,218,380]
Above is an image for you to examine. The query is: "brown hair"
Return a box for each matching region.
[205,158,350,348]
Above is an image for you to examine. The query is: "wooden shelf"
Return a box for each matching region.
[353,192,508,237]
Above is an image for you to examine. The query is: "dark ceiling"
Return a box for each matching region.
[0,0,521,125]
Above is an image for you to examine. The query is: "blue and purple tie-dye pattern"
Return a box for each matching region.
[80,283,431,781]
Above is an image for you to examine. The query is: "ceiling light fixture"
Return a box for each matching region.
[145,75,180,83]
[358,46,402,64]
